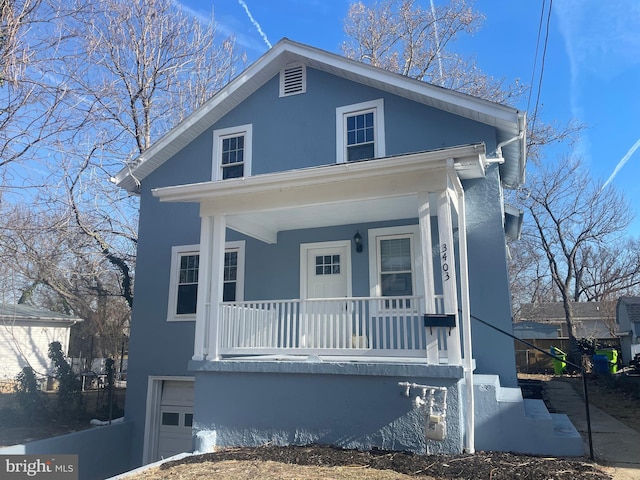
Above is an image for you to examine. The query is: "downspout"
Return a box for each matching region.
[489,112,527,184]
[493,132,523,160]
[449,168,474,454]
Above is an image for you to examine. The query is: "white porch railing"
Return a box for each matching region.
[218,295,457,363]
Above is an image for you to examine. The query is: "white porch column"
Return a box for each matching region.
[448,168,475,453]
[418,192,438,364]
[193,214,226,361]
[436,165,461,364]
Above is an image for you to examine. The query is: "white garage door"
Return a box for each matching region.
[157,380,194,460]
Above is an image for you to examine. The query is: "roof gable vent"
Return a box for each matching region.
[279,63,306,97]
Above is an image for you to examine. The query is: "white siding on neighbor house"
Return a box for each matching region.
[0,321,72,380]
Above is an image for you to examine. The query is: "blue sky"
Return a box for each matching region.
[182,0,640,235]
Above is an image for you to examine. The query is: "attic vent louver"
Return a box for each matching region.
[279,63,306,97]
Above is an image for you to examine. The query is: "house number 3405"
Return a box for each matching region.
[441,243,450,281]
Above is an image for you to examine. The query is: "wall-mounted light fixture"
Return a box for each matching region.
[353,231,363,253]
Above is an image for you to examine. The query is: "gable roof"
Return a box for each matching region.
[517,302,613,323]
[0,303,83,325]
[617,296,640,323]
[114,38,526,194]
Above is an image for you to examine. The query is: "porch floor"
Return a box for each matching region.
[222,354,450,364]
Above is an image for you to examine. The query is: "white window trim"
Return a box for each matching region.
[167,244,200,322]
[367,225,423,299]
[212,124,253,181]
[167,241,245,322]
[336,98,385,164]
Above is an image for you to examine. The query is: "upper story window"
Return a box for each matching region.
[336,99,385,163]
[213,124,253,181]
[167,241,245,321]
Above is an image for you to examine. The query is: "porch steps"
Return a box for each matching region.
[473,375,583,456]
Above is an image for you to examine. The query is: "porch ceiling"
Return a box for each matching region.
[153,144,486,243]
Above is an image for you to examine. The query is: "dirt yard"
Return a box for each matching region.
[124,444,610,480]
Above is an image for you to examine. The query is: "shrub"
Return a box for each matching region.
[14,366,48,424]
[48,341,84,421]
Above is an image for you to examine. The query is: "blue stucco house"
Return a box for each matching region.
[114,39,583,468]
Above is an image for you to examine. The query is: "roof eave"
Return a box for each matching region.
[116,38,524,193]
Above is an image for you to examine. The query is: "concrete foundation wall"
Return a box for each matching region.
[190,360,465,455]
[0,421,133,480]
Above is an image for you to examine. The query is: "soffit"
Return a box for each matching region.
[154,144,484,243]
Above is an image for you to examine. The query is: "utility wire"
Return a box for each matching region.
[529,0,553,141]
[527,0,547,113]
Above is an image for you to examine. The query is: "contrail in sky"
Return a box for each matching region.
[602,137,640,190]
[237,0,271,49]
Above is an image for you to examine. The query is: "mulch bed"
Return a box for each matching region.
[161,444,611,480]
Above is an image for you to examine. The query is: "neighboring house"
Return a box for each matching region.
[616,296,640,364]
[0,303,82,381]
[515,302,616,341]
[114,39,582,468]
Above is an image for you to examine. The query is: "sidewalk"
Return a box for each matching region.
[544,378,640,480]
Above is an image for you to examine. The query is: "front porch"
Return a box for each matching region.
[154,145,486,369]
[217,295,458,362]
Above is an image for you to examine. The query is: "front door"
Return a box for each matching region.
[301,242,351,348]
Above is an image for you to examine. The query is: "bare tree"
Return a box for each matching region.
[1,0,243,354]
[0,0,74,169]
[342,0,526,103]
[1,203,130,362]
[573,239,640,303]
[523,156,633,358]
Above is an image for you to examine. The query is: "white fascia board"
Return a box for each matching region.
[153,144,486,204]
[0,316,83,325]
[285,40,521,126]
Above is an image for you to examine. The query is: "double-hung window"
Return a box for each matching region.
[176,251,199,315]
[368,226,420,311]
[213,125,253,181]
[167,241,245,321]
[336,99,385,163]
[379,236,414,298]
